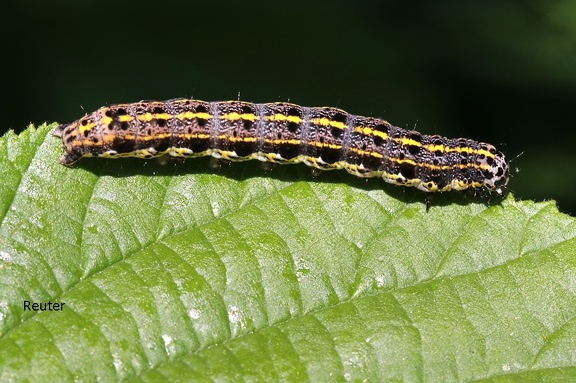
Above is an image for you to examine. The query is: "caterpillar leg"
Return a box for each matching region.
[425,194,433,212]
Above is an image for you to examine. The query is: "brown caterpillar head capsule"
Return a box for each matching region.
[54,104,178,166]
[53,109,113,166]
[52,120,84,166]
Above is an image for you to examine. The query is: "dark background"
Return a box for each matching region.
[2,1,575,215]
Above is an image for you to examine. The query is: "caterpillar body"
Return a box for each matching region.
[53,99,509,195]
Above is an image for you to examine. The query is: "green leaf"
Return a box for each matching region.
[1,124,575,382]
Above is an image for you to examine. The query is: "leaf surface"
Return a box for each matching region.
[1,124,575,382]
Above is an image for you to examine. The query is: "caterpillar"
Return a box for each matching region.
[53,99,509,196]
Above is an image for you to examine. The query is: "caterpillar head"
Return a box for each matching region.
[482,149,509,194]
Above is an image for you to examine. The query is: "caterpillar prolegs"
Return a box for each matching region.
[53,99,510,196]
